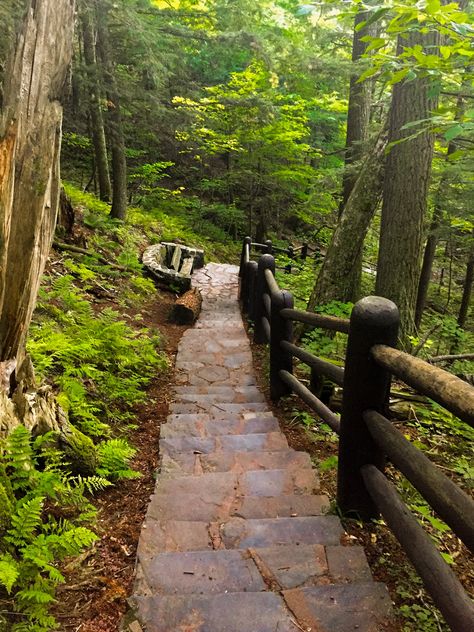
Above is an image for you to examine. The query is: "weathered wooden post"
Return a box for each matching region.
[270,290,294,400]
[337,296,399,520]
[254,254,275,344]
[247,261,258,322]
[265,239,273,254]
[239,236,252,277]
[301,243,308,260]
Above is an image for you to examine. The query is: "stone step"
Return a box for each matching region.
[139,544,372,596]
[161,415,279,438]
[283,583,394,632]
[175,371,257,387]
[160,432,288,457]
[139,549,266,594]
[169,402,268,415]
[145,471,319,522]
[171,390,266,405]
[220,516,343,549]
[173,385,263,397]
[133,592,297,632]
[160,448,314,477]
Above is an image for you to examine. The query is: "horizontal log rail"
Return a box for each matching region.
[362,465,474,632]
[280,341,344,386]
[279,370,341,433]
[364,410,474,552]
[237,237,474,631]
[371,344,474,427]
[280,308,350,333]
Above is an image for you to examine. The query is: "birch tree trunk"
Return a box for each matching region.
[0,0,76,437]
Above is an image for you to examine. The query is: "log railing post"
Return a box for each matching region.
[254,254,275,343]
[301,243,308,260]
[247,261,258,322]
[239,236,252,277]
[270,289,294,400]
[337,296,399,520]
[265,239,273,254]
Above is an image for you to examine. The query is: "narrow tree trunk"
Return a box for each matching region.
[306,130,387,312]
[339,10,376,213]
[96,1,127,220]
[375,33,436,341]
[414,89,467,328]
[458,244,474,328]
[81,1,112,202]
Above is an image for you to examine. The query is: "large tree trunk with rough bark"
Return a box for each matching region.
[0,0,87,446]
[375,32,436,341]
[306,130,387,312]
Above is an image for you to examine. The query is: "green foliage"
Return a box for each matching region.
[97,438,140,480]
[28,275,167,435]
[0,427,103,631]
[302,300,353,360]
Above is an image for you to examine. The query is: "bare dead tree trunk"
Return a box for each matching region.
[0,0,92,445]
[0,0,75,370]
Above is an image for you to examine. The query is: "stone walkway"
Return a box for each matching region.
[130,263,393,632]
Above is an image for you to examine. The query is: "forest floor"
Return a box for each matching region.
[51,274,472,632]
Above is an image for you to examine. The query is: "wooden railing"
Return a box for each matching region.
[238,237,474,632]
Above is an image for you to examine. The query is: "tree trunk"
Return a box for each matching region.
[339,10,376,214]
[0,0,75,370]
[458,243,474,328]
[81,0,112,202]
[414,89,467,329]
[96,1,127,220]
[0,0,81,439]
[375,32,436,341]
[306,130,387,312]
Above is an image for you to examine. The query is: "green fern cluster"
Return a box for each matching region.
[28,274,167,436]
[0,427,106,631]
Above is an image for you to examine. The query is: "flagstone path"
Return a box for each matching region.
[129,263,394,632]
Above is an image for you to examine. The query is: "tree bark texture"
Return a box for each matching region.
[339,10,376,213]
[306,130,387,312]
[81,0,112,202]
[415,88,467,329]
[375,33,436,340]
[0,0,76,368]
[96,1,128,220]
[458,243,473,328]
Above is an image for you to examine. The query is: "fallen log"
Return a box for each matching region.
[53,241,128,271]
[170,288,202,325]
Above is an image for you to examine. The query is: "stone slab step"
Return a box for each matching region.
[174,385,264,399]
[160,449,314,477]
[140,549,266,594]
[146,471,318,522]
[139,545,372,597]
[160,432,288,457]
[175,365,257,387]
[161,415,279,438]
[221,516,343,549]
[169,402,268,415]
[171,390,266,405]
[283,583,394,632]
[133,592,297,632]
[146,492,328,522]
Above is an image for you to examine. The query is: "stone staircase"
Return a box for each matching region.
[128,263,394,632]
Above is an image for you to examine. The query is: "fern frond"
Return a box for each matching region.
[0,553,20,593]
[7,496,44,547]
